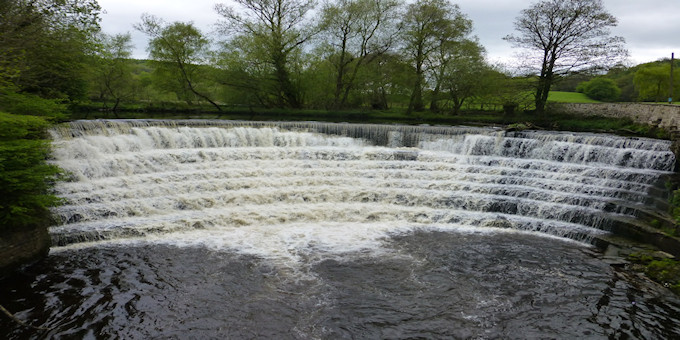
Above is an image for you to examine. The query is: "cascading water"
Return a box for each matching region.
[47,120,674,251]
[3,120,680,339]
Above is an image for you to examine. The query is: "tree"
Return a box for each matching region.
[215,0,317,109]
[634,63,679,102]
[215,35,285,108]
[425,15,480,113]
[0,0,102,101]
[0,112,61,230]
[437,40,486,114]
[400,0,470,114]
[90,33,136,112]
[360,52,413,109]
[136,14,221,111]
[577,77,620,102]
[318,0,401,109]
[0,0,96,234]
[504,0,626,113]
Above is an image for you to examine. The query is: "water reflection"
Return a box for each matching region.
[2,231,679,339]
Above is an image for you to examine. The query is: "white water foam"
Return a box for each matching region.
[48,121,675,268]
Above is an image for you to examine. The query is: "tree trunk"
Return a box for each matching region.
[272,51,301,109]
[430,83,440,112]
[112,98,121,118]
[408,81,423,114]
[535,72,553,114]
[176,58,222,112]
[332,39,349,110]
[407,46,425,114]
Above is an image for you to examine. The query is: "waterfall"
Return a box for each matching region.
[48,120,676,259]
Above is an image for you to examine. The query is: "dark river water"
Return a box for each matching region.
[2,231,680,339]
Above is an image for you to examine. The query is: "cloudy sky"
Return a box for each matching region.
[97,0,679,65]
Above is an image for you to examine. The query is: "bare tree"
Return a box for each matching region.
[215,0,317,109]
[504,0,626,113]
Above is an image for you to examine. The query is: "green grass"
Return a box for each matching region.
[548,91,601,103]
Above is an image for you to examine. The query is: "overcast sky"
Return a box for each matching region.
[97,0,679,65]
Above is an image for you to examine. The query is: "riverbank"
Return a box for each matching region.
[0,226,50,278]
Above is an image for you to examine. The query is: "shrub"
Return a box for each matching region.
[0,91,68,121]
[0,112,62,230]
[577,77,621,102]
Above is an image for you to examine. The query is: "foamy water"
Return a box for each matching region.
[48,120,675,265]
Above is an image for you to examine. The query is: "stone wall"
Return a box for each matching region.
[552,103,680,131]
[0,226,50,278]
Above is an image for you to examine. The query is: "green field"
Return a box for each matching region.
[547,91,601,103]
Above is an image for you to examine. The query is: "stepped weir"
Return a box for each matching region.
[48,120,675,250]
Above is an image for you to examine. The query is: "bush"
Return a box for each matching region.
[577,77,621,102]
[0,91,68,121]
[0,112,62,230]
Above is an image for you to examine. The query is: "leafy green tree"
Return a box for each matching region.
[359,52,414,109]
[634,64,679,102]
[504,0,626,113]
[90,33,136,112]
[300,53,337,109]
[318,0,401,109]
[0,91,67,120]
[0,112,61,230]
[0,0,98,235]
[473,69,534,113]
[577,77,621,101]
[400,0,470,114]
[215,34,304,108]
[424,10,480,114]
[136,15,221,111]
[437,40,487,114]
[605,64,636,102]
[215,0,317,109]
[0,0,102,101]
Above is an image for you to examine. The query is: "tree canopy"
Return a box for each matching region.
[0,0,101,101]
[634,63,679,102]
[90,33,135,112]
[504,0,626,113]
[0,0,99,231]
[215,0,317,109]
[0,0,650,116]
[136,15,221,111]
[318,0,401,109]
[400,0,474,113]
